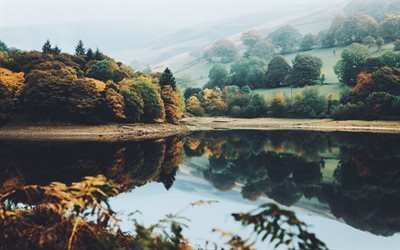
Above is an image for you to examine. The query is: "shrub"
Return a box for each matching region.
[129,81,165,123]
[120,90,144,123]
[104,88,126,121]
[186,96,205,116]
[331,102,364,120]
[365,92,395,119]
[22,66,102,122]
[202,88,228,116]
[268,93,287,117]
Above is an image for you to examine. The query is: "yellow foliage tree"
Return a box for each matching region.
[186,96,205,116]
[202,88,227,115]
[161,85,183,124]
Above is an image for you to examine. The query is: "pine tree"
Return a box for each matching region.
[94,48,103,60]
[42,39,52,54]
[52,45,61,54]
[75,40,86,56]
[86,48,93,60]
[159,68,176,90]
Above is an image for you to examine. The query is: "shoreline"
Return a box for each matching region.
[0,117,400,141]
[0,123,188,142]
[182,117,400,134]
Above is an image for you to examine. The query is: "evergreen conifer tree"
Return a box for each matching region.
[159,68,177,90]
[75,40,86,56]
[42,39,52,54]
[52,45,61,54]
[86,48,93,60]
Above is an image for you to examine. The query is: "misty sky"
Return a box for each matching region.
[0,0,348,62]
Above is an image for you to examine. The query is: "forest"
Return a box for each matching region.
[0,40,184,124]
[184,0,400,120]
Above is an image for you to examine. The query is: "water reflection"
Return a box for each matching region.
[0,137,183,193]
[183,131,400,237]
[0,130,399,238]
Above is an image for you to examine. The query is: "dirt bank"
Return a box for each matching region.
[181,117,400,134]
[0,123,187,142]
[1,117,400,142]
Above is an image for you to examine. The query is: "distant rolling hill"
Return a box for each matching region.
[144,2,348,88]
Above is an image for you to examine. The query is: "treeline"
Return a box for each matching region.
[0,40,184,124]
[333,44,400,119]
[203,0,400,90]
[186,46,400,120]
[204,0,399,64]
[185,85,330,118]
[184,130,400,236]
[205,54,324,89]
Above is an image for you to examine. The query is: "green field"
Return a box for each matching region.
[253,84,346,100]
[175,43,394,90]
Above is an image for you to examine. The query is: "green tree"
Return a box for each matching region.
[52,45,61,54]
[264,56,291,88]
[42,39,52,54]
[241,30,263,48]
[120,89,144,122]
[206,64,228,89]
[203,39,238,63]
[393,40,400,51]
[86,48,94,60]
[334,43,369,86]
[378,13,400,42]
[184,87,202,100]
[286,54,323,87]
[129,81,165,122]
[329,14,378,45]
[229,58,267,89]
[94,48,103,60]
[267,25,302,54]
[89,60,113,81]
[316,30,336,48]
[244,40,276,61]
[376,37,384,51]
[362,35,376,48]
[75,40,86,56]
[299,33,315,51]
[159,67,177,90]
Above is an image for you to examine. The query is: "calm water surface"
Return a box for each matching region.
[1,131,399,249]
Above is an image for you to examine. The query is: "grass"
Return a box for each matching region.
[253,84,347,100]
[175,43,394,91]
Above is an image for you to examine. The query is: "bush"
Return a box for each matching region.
[103,88,126,121]
[331,102,364,120]
[267,93,287,117]
[365,92,395,119]
[186,96,205,116]
[22,67,102,122]
[202,88,228,116]
[120,90,144,123]
[288,88,327,118]
[129,81,165,123]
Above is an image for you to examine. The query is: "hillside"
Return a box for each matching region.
[149,2,347,87]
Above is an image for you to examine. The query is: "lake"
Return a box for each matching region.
[1,130,399,249]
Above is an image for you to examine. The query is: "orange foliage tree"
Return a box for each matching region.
[161,85,183,124]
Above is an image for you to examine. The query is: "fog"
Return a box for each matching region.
[0,0,348,63]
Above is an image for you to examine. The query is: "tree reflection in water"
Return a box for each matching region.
[0,130,399,238]
[184,131,400,236]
